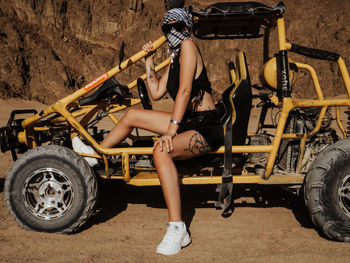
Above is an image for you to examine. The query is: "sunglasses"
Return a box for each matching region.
[162,21,186,35]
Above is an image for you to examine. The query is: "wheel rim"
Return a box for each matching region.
[22,168,74,220]
[338,174,350,218]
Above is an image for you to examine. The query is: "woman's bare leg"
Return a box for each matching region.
[101,109,212,221]
[101,109,171,148]
[153,130,212,221]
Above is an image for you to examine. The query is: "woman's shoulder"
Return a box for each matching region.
[180,39,197,51]
[180,39,198,56]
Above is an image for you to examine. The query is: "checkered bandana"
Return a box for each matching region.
[162,8,193,61]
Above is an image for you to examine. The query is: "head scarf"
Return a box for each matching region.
[162,8,193,61]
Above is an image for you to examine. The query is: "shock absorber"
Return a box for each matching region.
[345,110,350,137]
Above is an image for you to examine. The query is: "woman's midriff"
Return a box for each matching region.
[188,91,216,112]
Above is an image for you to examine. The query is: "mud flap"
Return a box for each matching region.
[215,116,234,217]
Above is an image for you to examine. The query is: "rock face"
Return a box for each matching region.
[0,0,349,104]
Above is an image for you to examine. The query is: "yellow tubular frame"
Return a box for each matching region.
[17,16,350,186]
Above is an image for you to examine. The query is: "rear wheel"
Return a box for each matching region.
[4,145,97,233]
[305,138,350,242]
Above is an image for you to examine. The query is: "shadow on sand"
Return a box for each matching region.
[0,175,313,232]
[81,181,314,232]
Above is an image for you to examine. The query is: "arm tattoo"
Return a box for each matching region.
[184,132,212,157]
[149,65,157,80]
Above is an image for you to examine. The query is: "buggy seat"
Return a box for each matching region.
[176,52,251,170]
[220,51,252,147]
[78,77,131,106]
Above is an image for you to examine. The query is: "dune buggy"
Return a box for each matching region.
[2,1,350,242]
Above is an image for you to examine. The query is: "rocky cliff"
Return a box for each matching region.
[0,0,349,103]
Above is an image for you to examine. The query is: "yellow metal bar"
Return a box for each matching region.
[281,105,326,139]
[338,57,350,97]
[108,99,141,114]
[293,99,350,108]
[52,99,140,125]
[23,104,98,127]
[49,102,276,156]
[48,55,167,125]
[103,155,110,179]
[271,105,327,176]
[215,145,272,154]
[127,57,171,89]
[264,97,294,179]
[31,126,67,132]
[229,65,236,84]
[294,62,324,100]
[281,133,304,139]
[285,42,292,50]
[108,113,119,124]
[51,107,92,124]
[307,106,328,137]
[336,106,347,138]
[26,127,37,148]
[122,153,130,182]
[270,95,280,106]
[277,17,287,51]
[57,36,167,107]
[183,175,305,185]
[22,37,166,128]
[92,144,272,156]
[100,175,124,180]
[22,106,55,128]
[126,172,305,186]
[17,131,26,144]
[76,152,101,159]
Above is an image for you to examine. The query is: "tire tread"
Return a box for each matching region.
[305,139,350,242]
[4,145,98,234]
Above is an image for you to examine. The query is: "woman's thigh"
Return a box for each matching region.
[124,109,172,135]
[170,130,212,160]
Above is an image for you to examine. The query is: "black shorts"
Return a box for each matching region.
[178,110,224,151]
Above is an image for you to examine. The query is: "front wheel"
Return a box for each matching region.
[304,138,350,242]
[4,145,98,233]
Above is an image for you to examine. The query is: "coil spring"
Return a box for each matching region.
[345,110,350,137]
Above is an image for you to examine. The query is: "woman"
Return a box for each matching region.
[74,8,223,255]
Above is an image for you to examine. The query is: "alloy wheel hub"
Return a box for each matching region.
[23,168,74,220]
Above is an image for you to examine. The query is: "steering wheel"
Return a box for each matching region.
[137,78,152,110]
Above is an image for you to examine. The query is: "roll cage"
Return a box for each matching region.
[2,1,350,189]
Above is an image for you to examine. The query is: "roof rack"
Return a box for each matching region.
[189,2,285,39]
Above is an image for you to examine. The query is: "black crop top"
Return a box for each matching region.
[166,52,212,109]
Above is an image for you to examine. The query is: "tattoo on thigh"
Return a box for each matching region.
[185,132,211,157]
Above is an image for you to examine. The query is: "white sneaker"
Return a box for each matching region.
[156,223,191,255]
[72,137,98,167]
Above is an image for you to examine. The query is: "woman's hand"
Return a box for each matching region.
[154,131,176,153]
[142,41,155,64]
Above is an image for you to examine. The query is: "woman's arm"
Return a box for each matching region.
[166,39,197,137]
[143,41,169,101]
[153,39,198,152]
